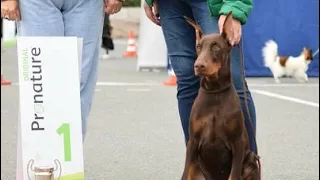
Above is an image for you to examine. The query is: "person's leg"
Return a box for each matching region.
[62,0,104,140]
[17,0,64,36]
[158,0,199,144]
[189,0,257,153]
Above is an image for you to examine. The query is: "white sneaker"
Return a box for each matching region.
[101,53,110,59]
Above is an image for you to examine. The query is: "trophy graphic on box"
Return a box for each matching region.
[27,159,61,180]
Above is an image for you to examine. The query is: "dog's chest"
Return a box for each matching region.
[192,111,236,143]
[190,91,243,144]
[191,110,236,177]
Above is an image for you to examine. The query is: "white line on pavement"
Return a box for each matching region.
[248,83,319,87]
[251,89,319,108]
[126,88,151,92]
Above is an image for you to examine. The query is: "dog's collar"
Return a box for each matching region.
[199,83,232,94]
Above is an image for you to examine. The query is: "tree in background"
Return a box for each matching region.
[123,0,140,7]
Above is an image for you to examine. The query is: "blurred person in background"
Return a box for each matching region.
[1,17,3,52]
[1,17,2,41]
[144,0,258,153]
[101,12,115,59]
[1,0,124,141]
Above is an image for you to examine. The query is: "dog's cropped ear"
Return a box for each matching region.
[221,12,234,43]
[184,16,203,44]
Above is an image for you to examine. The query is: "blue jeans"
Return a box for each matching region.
[17,0,104,140]
[158,0,257,152]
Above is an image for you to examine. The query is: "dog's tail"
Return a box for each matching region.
[262,40,278,68]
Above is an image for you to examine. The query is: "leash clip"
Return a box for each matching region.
[312,48,319,58]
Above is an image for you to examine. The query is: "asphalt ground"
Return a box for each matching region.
[1,40,319,180]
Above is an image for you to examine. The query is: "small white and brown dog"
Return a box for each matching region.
[262,40,313,83]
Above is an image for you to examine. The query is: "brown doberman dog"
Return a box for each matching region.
[181,12,260,180]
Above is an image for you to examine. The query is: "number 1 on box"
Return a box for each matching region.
[57,123,72,162]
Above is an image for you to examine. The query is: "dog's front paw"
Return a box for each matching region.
[297,78,308,83]
[303,76,308,82]
[274,79,281,84]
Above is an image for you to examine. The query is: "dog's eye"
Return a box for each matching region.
[196,44,201,49]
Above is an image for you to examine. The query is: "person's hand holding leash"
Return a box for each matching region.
[105,0,124,15]
[1,0,20,21]
[218,14,241,46]
[143,1,160,26]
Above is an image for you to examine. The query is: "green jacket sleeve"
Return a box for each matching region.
[145,0,153,6]
[219,0,253,24]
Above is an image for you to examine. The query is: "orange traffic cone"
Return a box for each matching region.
[123,30,137,58]
[163,57,177,86]
[1,66,11,86]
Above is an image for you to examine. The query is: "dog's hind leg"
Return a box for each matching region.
[270,68,281,83]
[270,65,283,83]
